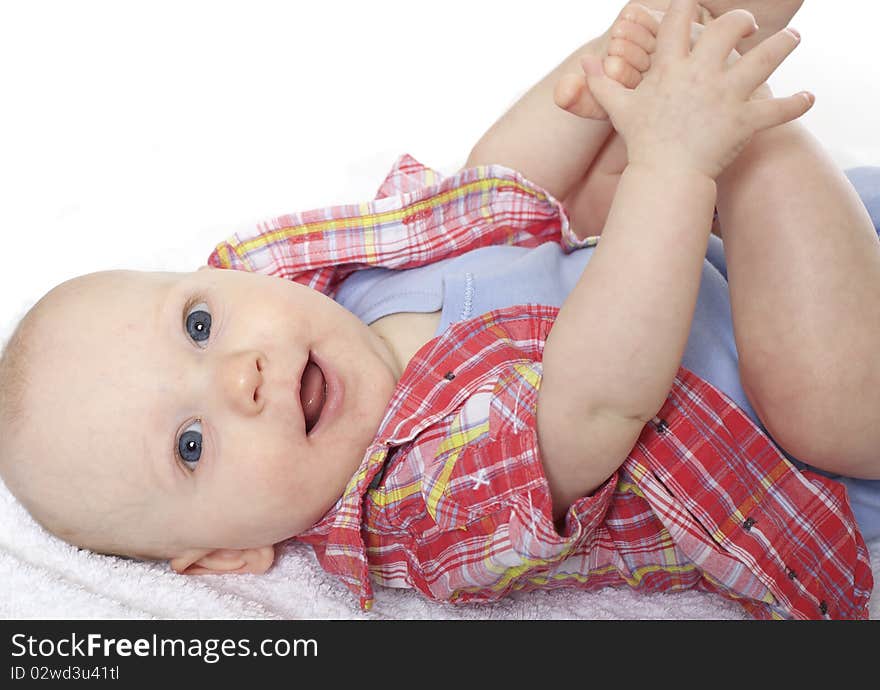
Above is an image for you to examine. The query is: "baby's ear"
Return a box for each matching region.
[170,545,275,575]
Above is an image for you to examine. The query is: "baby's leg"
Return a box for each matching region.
[563,133,628,239]
[558,4,661,239]
[718,107,880,479]
[464,10,635,209]
[690,0,880,480]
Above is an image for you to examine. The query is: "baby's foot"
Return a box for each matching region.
[554,3,660,120]
[700,0,804,52]
[628,0,711,24]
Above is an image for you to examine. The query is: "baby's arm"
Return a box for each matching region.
[536,1,812,517]
[464,3,659,204]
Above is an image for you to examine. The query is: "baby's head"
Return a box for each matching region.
[0,267,400,573]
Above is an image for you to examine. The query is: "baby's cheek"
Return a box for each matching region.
[251,445,299,488]
[223,427,289,484]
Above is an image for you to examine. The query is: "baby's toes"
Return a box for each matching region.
[607,36,651,74]
[602,55,643,89]
[613,3,661,50]
[553,72,608,120]
[610,18,657,56]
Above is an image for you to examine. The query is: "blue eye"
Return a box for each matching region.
[185,302,211,345]
[177,420,203,470]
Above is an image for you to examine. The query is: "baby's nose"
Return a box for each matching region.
[219,351,265,414]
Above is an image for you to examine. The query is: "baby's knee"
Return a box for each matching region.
[741,358,880,479]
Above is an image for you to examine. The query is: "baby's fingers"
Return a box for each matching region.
[654,0,700,64]
[730,27,802,98]
[746,90,814,132]
[692,9,757,66]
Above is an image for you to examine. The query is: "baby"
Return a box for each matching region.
[1,0,877,619]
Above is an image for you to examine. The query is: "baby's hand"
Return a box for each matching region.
[554,3,661,120]
[582,0,812,180]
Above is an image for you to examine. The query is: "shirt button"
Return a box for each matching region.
[742,517,756,531]
[444,371,456,381]
[819,600,828,615]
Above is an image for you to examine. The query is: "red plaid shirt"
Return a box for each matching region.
[208,155,873,619]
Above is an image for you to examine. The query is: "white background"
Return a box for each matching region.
[1,0,879,336]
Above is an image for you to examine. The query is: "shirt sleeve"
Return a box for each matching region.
[206,154,592,298]
[411,361,617,604]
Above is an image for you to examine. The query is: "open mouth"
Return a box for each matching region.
[299,354,327,435]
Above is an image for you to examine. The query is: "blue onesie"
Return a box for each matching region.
[336,167,880,540]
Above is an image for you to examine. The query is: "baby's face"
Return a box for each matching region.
[28,268,400,557]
